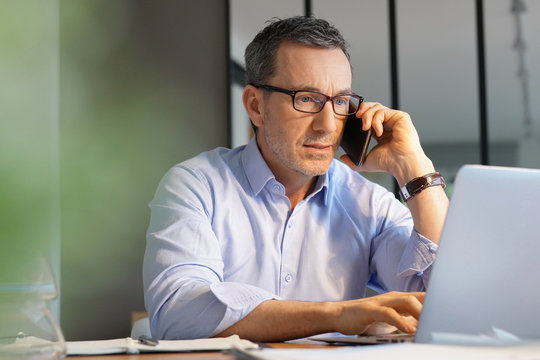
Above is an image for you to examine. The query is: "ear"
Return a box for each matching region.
[243,85,264,128]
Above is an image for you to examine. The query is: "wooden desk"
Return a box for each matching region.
[68,342,337,360]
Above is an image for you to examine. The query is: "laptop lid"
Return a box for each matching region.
[415,165,540,343]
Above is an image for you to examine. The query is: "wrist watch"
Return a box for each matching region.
[399,172,446,202]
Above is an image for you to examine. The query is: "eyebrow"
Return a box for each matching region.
[291,84,353,94]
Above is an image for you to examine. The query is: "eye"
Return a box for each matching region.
[299,95,313,103]
[334,97,349,107]
[299,94,322,103]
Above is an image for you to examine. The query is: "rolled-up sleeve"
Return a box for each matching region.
[397,231,438,281]
[144,265,277,339]
[143,165,278,339]
[210,282,280,335]
[367,191,438,293]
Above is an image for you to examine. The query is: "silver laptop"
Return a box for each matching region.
[315,165,540,345]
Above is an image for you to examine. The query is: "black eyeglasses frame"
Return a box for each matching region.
[250,83,363,116]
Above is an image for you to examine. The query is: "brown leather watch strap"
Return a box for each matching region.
[399,172,446,202]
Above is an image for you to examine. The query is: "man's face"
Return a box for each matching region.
[256,41,352,181]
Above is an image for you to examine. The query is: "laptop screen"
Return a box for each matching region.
[415,165,540,343]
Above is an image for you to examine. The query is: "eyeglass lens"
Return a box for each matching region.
[293,91,360,115]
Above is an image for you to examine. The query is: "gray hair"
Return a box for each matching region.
[244,16,350,85]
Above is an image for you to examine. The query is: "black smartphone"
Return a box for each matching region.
[340,114,372,166]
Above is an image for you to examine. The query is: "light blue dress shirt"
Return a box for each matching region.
[143,138,438,340]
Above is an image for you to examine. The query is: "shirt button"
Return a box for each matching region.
[284,274,292,282]
[272,184,281,193]
[416,271,424,277]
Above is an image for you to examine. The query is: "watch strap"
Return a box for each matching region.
[399,172,446,202]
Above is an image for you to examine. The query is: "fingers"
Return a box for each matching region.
[356,102,410,138]
[356,102,387,136]
[369,292,424,334]
[338,292,425,335]
[376,307,417,334]
[384,291,424,319]
[346,101,425,176]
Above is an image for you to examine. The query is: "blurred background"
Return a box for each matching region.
[230,0,540,189]
[0,0,538,341]
[1,0,227,340]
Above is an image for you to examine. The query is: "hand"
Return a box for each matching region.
[215,291,425,342]
[332,291,425,335]
[360,321,398,335]
[340,102,434,186]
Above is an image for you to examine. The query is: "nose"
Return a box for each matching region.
[312,101,339,134]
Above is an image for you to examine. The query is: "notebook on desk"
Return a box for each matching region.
[314,165,540,345]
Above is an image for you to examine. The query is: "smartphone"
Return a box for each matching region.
[340,114,372,166]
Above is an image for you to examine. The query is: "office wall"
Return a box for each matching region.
[59,0,228,340]
[0,0,61,318]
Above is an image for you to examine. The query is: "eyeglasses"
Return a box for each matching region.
[251,83,363,116]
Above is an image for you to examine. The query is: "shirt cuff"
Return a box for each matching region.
[210,282,281,336]
[397,231,438,277]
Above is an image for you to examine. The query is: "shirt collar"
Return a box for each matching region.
[241,136,331,205]
[242,137,275,196]
[312,165,330,206]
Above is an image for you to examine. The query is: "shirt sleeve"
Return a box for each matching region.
[367,190,439,293]
[143,165,278,340]
[397,230,438,280]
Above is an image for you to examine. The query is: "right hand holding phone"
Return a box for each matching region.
[340,102,434,187]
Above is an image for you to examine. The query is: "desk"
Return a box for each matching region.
[66,341,540,360]
[68,342,336,360]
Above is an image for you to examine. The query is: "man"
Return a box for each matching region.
[143,16,449,342]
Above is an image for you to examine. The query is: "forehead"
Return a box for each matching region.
[272,41,352,90]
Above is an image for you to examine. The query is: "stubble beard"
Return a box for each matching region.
[263,127,336,177]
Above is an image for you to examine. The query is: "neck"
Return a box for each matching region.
[255,134,320,210]
[279,173,318,210]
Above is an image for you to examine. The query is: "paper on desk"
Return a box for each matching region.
[66,335,259,355]
[231,342,540,360]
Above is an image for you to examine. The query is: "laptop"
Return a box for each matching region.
[314,165,540,345]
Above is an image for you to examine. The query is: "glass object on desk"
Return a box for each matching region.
[0,248,66,360]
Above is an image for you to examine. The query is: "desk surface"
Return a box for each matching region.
[67,342,336,360]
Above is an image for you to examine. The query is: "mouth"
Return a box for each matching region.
[303,143,334,152]
[304,143,334,158]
